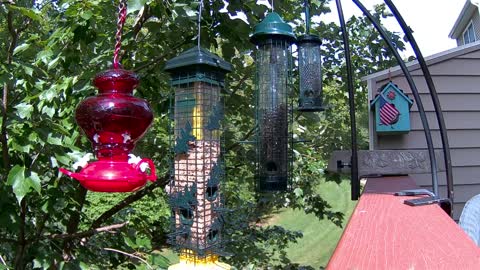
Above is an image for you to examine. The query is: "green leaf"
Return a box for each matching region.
[7,165,28,203]
[8,5,42,21]
[136,236,152,249]
[39,86,56,102]
[47,134,63,146]
[36,49,53,65]
[28,172,42,194]
[54,152,71,166]
[80,10,93,20]
[127,0,148,14]
[294,188,304,197]
[124,235,137,248]
[13,43,30,55]
[47,56,62,71]
[42,106,55,118]
[7,165,24,186]
[14,102,33,119]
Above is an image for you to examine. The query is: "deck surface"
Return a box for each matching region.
[327,176,480,270]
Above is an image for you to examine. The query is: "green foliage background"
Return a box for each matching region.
[0,0,405,269]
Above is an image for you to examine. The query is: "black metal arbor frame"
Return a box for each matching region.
[329,0,453,214]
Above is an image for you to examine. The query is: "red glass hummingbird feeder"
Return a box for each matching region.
[59,0,157,192]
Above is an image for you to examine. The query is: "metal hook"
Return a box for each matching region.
[304,0,310,34]
[197,0,204,50]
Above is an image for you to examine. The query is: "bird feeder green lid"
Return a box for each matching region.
[164,47,232,86]
[164,47,232,73]
[251,12,296,44]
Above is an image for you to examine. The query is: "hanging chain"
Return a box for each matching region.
[197,0,204,50]
[271,0,274,11]
[113,0,128,69]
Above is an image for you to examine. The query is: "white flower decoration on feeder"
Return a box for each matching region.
[122,133,131,143]
[128,154,149,172]
[72,153,93,170]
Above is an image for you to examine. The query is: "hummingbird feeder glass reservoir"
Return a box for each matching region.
[60,69,157,192]
[251,12,295,192]
[59,0,156,192]
[165,47,232,259]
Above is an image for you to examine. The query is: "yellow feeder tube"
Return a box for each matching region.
[192,104,203,140]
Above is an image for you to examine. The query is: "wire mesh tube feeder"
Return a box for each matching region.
[251,12,296,192]
[164,47,232,269]
[298,0,325,112]
[59,0,157,192]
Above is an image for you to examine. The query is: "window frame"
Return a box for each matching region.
[463,21,477,45]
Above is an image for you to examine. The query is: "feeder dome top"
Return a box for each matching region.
[164,47,232,73]
[251,12,296,43]
[297,34,322,45]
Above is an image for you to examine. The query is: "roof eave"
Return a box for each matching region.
[449,0,480,39]
[362,41,480,82]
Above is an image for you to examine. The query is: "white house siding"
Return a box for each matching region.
[366,46,480,220]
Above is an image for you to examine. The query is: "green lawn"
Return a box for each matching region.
[270,180,357,268]
[161,179,357,268]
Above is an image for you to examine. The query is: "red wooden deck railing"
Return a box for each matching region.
[327,176,480,270]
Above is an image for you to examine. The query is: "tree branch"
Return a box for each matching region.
[90,173,170,229]
[132,6,151,40]
[62,186,88,260]
[2,10,16,172]
[133,37,193,73]
[44,222,128,240]
[226,125,256,152]
[103,248,153,269]
[0,237,17,243]
[13,199,27,270]
[226,70,252,105]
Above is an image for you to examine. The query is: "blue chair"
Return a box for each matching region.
[459,194,480,246]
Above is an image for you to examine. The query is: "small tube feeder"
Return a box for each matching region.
[298,35,324,111]
[165,47,232,266]
[298,0,325,112]
[251,12,295,192]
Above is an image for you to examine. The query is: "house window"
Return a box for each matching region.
[463,22,476,45]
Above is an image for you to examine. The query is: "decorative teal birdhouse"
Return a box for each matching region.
[370,82,414,135]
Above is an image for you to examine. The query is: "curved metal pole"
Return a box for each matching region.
[351,0,439,196]
[384,0,454,210]
[335,0,359,200]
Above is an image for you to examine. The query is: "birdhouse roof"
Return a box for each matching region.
[370,82,414,108]
[164,46,232,73]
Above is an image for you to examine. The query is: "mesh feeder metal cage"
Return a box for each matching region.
[164,47,232,265]
[298,34,324,111]
[251,12,296,192]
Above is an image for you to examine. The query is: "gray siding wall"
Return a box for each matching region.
[368,49,480,220]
